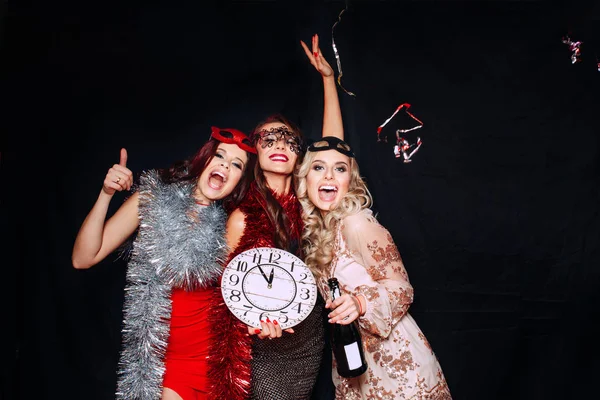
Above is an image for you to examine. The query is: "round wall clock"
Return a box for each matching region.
[221,247,318,329]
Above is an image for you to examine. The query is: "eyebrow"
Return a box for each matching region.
[312,159,349,167]
[217,149,246,167]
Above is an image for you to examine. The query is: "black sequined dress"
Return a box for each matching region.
[219,183,325,399]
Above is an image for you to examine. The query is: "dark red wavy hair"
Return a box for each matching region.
[159,137,256,212]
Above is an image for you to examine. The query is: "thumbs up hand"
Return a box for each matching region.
[102,148,133,195]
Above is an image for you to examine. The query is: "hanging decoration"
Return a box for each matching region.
[376,103,424,162]
[331,0,356,97]
[394,135,423,163]
[562,35,583,64]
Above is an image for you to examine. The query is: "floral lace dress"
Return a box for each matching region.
[317,209,452,400]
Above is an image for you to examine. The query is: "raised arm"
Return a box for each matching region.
[301,34,343,140]
[72,148,139,269]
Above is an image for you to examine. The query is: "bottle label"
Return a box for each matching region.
[344,342,363,370]
[332,287,341,300]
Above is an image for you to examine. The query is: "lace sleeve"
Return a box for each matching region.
[341,210,414,338]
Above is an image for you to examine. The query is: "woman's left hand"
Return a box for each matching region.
[325,294,361,325]
[300,34,334,78]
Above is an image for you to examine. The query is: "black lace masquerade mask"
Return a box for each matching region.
[253,126,303,155]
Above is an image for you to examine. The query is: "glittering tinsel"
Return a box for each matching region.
[207,291,253,400]
[207,182,312,400]
[115,170,228,399]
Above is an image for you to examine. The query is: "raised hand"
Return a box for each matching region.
[102,148,133,195]
[300,34,334,78]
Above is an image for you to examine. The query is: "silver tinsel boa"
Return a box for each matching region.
[115,170,228,399]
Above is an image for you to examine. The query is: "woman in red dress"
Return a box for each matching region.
[72,127,256,400]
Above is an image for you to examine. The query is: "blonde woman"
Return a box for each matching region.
[296,137,452,399]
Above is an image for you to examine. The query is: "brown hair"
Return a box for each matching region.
[251,114,304,253]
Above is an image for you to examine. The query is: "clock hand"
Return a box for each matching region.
[268,268,274,285]
[257,266,270,284]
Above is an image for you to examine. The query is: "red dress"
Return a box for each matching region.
[162,288,212,400]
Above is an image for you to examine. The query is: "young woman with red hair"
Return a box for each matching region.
[72,127,256,400]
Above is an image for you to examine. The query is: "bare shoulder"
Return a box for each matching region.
[226,208,246,251]
[227,208,247,231]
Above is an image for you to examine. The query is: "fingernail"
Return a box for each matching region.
[266,318,271,323]
[273,320,278,325]
[255,329,261,334]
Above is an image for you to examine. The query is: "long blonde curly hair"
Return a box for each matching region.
[295,150,373,280]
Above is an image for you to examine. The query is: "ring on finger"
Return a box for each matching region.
[116,177,121,183]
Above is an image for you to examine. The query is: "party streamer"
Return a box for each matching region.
[377,103,424,162]
[562,35,583,64]
[394,135,422,163]
[331,1,356,97]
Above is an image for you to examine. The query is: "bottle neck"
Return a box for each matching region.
[328,280,342,300]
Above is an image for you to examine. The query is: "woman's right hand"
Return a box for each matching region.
[103,148,133,195]
[247,318,295,340]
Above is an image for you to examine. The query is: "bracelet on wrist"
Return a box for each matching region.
[353,295,363,316]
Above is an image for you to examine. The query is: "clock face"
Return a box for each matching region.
[221,247,318,329]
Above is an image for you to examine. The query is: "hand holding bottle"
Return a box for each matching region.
[325,293,363,325]
[327,278,368,378]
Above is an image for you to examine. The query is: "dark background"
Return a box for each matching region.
[2,1,599,399]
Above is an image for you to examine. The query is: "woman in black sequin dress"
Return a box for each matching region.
[207,34,343,400]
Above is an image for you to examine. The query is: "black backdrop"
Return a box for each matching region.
[2,1,600,399]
